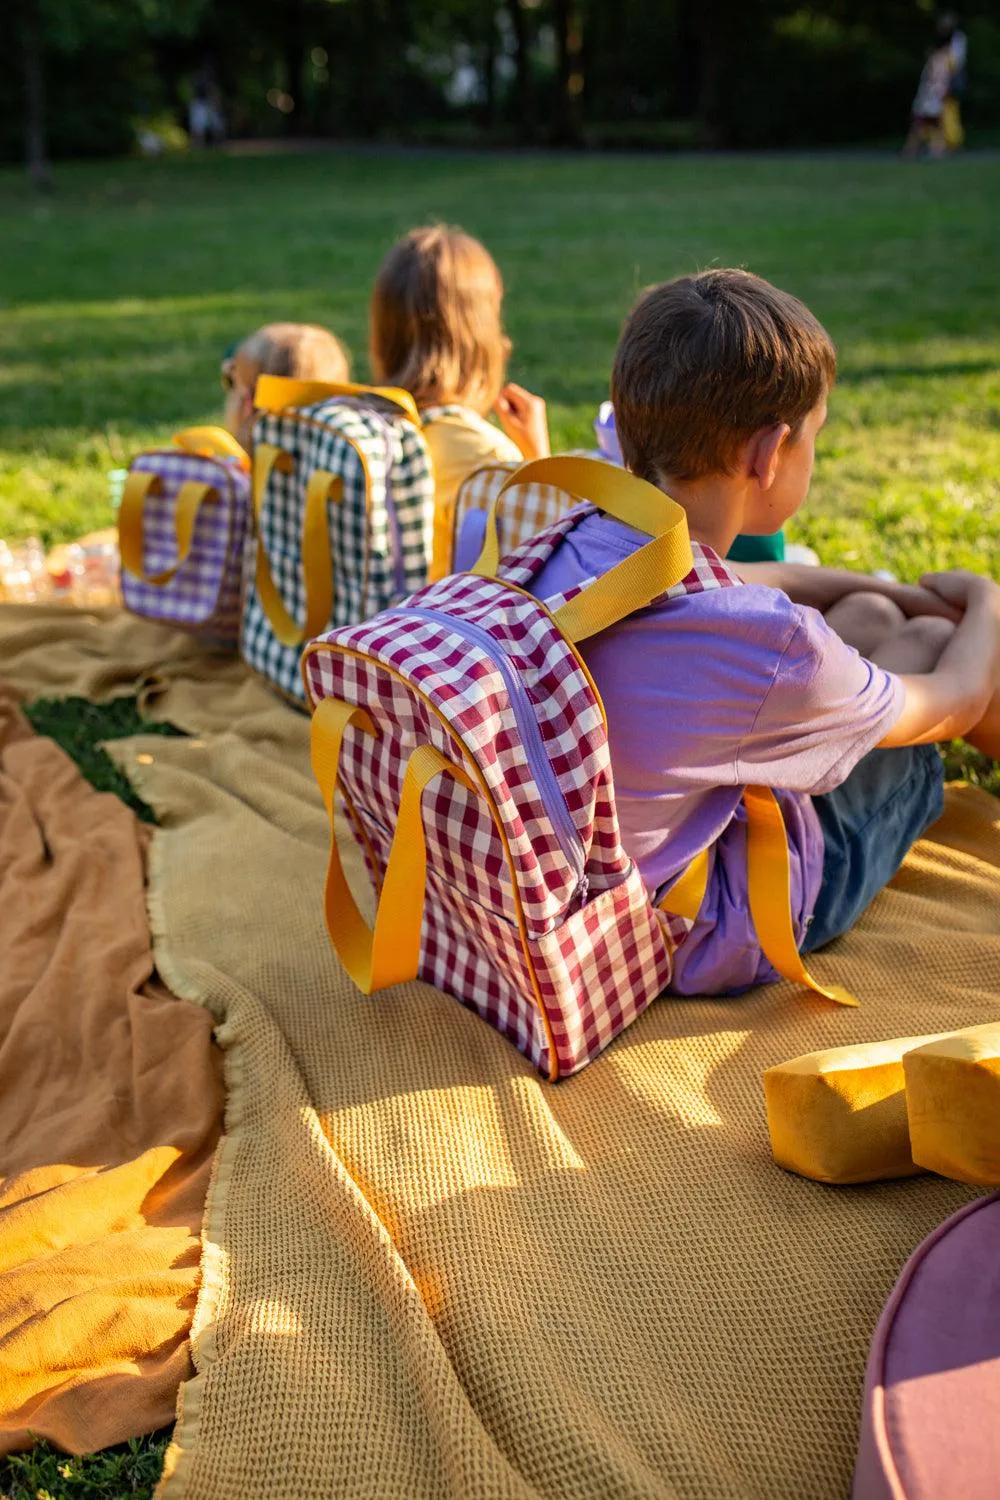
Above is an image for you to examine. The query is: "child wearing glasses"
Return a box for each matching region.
[220,323,349,453]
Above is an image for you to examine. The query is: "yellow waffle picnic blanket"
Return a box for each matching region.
[3,606,999,1498]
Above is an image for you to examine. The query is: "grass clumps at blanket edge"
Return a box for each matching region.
[0,1431,170,1500]
[22,695,185,824]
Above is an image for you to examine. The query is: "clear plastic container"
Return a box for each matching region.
[0,537,51,603]
[75,537,121,607]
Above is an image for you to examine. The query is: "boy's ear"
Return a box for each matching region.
[746,423,791,490]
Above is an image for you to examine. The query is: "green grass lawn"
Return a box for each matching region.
[0,147,998,1494]
[3,149,999,578]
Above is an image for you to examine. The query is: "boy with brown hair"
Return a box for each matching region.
[531,268,1000,994]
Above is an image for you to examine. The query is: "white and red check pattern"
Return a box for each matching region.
[303,503,741,1078]
[121,450,249,642]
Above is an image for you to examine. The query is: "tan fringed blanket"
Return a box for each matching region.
[0,688,223,1457]
[101,689,998,1500]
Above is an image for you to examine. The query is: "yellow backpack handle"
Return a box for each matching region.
[119,472,219,586]
[312,698,474,992]
[252,444,339,647]
[172,425,250,470]
[472,455,695,645]
[253,375,421,427]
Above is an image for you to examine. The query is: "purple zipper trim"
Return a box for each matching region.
[405,604,588,903]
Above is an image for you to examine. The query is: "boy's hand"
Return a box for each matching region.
[493,383,551,461]
[876,577,963,623]
[920,570,1000,618]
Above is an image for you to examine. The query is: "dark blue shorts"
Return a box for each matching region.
[801,744,945,953]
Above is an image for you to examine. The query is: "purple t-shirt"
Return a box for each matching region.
[530,512,905,994]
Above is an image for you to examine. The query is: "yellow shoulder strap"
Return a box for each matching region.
[119,471,218,586]
[743,785,858,1006]
[471,455,694,644]
[172,426,250,470]
[311,698,476,992]
[659,786,858,1007]
[252,444,339,647]
[254,375,421,427]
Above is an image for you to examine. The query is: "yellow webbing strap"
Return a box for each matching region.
[253,375,421,427]
[172,425,250,470]
[119,472,218,585]
[429,492,457,586]
[660,787,858,1007]
[743,785,858,1006]
[252,444,339,647]
[659,848,709,922]
[471,455,695,644]
[311,697,475,993]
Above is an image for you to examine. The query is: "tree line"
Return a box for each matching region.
[7,0,1000,179]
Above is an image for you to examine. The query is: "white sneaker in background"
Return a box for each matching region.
[785,543,821,567]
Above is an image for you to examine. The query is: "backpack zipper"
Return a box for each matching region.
[405,604,588,905]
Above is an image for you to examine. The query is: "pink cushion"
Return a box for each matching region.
[854,1192,1000,1500]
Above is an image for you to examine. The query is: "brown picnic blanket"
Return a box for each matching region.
[93,694,999,1500]
[0,687,223,1457]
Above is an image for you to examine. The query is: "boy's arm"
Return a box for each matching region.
[878,573,1000,747]
[734,561,960,621]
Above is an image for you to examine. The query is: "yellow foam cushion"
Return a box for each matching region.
[763,1033,950,1184]
[904,1023,1000,1186]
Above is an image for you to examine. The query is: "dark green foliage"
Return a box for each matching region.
[22,696,185,823]
[5,1,1000,164]
[941,740,1000,798]
[0,1431,170,1500]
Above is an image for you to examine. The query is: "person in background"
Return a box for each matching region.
[903,28,956,159]
[220,323,350,453]
[940,11,968,152]
[188,67,226,149]
[369,224,551,576]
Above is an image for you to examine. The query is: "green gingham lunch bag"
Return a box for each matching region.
[241,377,436,702]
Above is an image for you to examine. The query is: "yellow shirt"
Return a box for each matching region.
[423,406,523,580]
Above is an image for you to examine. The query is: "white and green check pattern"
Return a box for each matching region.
[241,397,435,701]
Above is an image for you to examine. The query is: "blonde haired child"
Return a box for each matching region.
[220,322,350,452]
[370,225,550,526]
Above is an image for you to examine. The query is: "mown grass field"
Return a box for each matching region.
[0,147,998,1495]
[3,148,999,579]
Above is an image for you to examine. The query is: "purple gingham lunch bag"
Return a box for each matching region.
[119,426,252,643]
